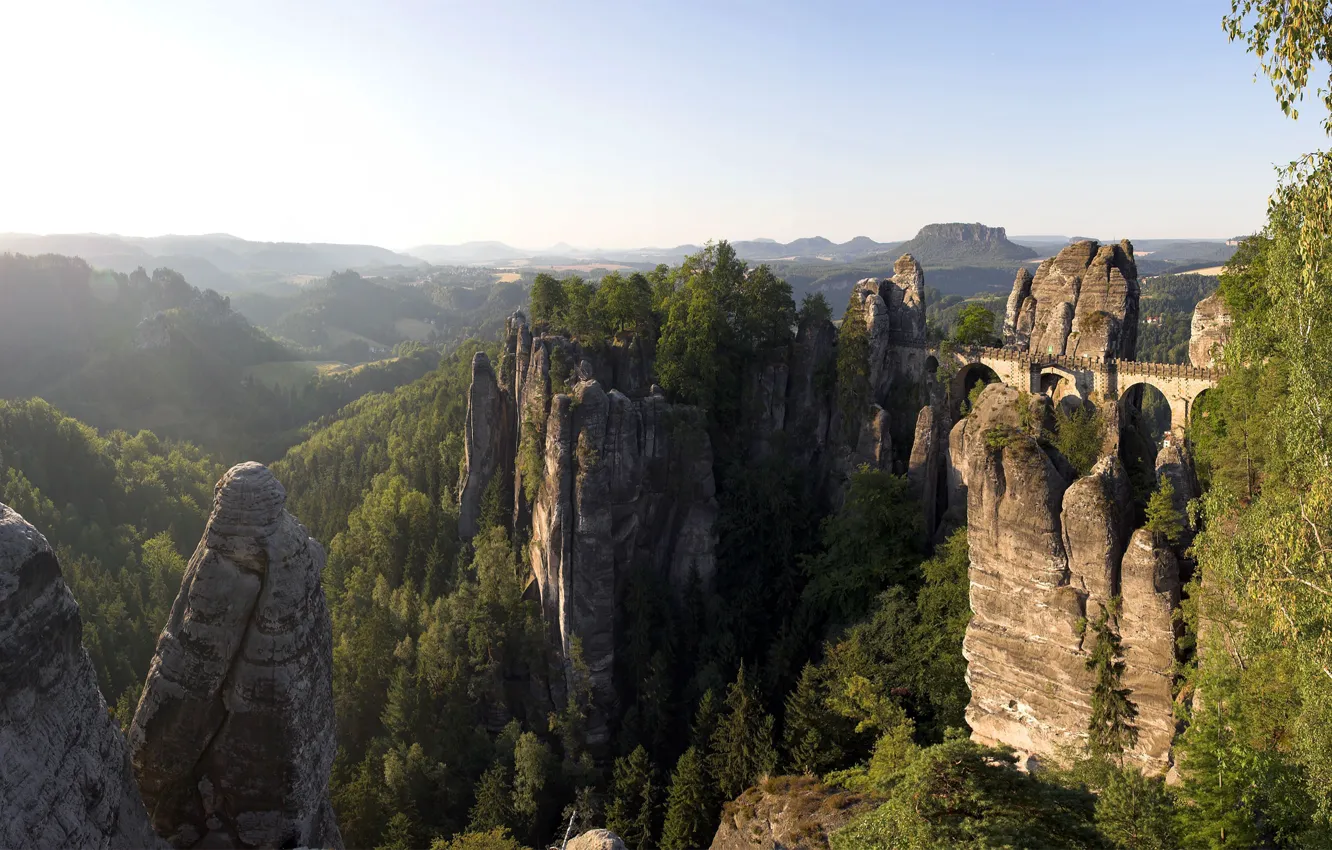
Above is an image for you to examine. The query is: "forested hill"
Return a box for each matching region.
[1136,273,1219,363]
[0,254,450,462]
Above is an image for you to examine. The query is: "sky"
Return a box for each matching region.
[2,0,1328,250]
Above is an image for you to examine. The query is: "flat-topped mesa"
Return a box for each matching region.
[0,503,165,850]
[1189,291,1232,368]
[1005,240,1139,359]
[129,462,342,850]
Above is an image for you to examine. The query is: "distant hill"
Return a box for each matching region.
[884,223,1037,268]
[407,241,533,265]
[0,254,452,462]
[0,232,423,292]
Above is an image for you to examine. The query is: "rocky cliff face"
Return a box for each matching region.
[1004,240,1139,359]
[1188,291,1231,368]
[1118,528,1181,773]
[459,351,509,538]
[128,462,342,849]
[464,276,939,745]
[477,315,720,745]
[0,503,165,850]
[956,384,1180,771]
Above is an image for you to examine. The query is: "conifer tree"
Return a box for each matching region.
[659,747,713,850]
[605,745,659,850]
[1085,601,1138,765]
[690,688,720,752]
[709,664,778,800]
[468,763,513,834]
[1144,476,1185,544]
[782,663,842,775]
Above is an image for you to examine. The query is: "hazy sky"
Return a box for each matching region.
[3,1,1326,249]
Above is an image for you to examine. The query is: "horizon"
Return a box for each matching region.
[3,1,1323,249]
[0,225,1242,256]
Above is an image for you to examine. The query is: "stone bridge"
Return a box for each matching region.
[900,342,1220,434]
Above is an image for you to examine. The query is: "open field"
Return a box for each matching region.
[324,326,390,348]
[393,317,436,341]
[244,360,351,389]
[493,272,521,283]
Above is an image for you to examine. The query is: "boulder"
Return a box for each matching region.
[709,777,876,850]
[1188,291,1231,368]
[568,829,627,850]
[128,462,341,849]
[0,503,165,850]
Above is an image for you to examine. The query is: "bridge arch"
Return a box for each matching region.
[952,362,1000,419]
[1038,365,1085,411]
[1117,381,1174,449]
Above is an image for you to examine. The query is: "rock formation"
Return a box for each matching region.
[1004,240,1139,359]
[459,351,509,538]
[956,384,1181,772]
[1118,528,1181,773]
[907,401,948,541]
[1188,291,1231,368]
[708,777,874,850]
[0,503,165,850]
[128,462,342,849]
[568,829,628,850]
[474,313,720,744]
[1002,268,1035,349]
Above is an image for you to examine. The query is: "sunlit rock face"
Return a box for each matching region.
[128,462,342,849]
[1188,291,1231,368]
[0,503,165,850]
[1009,240,1139,359]
[956,384,1181,772]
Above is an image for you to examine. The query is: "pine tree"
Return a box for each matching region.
[1085,601,1138,765]
[605,745,659,850]
[690,688,720,752]
[782,663,842,775]
[1094,767,1177,850]
[709,664,778,800]
[1144,476,1185,544]
[659,747,713,850]
[467,763,513,834]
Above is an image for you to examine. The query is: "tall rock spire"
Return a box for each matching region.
[128,462,342,849]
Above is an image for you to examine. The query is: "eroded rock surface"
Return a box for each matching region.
[1013,240,1139,359]
[1188,291,1231,368]
[959,386,1089,758]
[957,384,1183,772]
[709,777,875,850]
[459,351,508,538]
[527,373,717,745]
[128,462,341,849]
[568,829,628,850]
[0,503,165,850]
[1119,528,1181,773]
[1002,267,1035,349]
